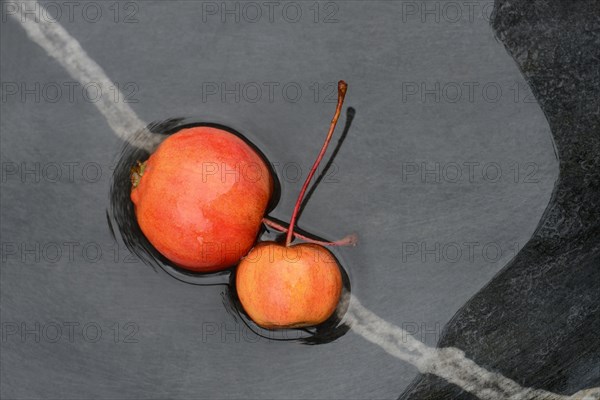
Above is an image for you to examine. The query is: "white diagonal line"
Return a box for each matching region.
[8,0,160,152]
[346,295,598,400]
[9,2,600,400]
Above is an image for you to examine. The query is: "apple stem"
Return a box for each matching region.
[263,217,357,247]
[285,80,348,247]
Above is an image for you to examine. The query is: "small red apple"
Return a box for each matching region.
[130,126,273,273]
[236,242,342,328]
[236,81,350,329]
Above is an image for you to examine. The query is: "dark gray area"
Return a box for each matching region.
[401,1,600,399]
[0,1,571,399]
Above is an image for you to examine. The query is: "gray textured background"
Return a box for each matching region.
[1,1,558,399]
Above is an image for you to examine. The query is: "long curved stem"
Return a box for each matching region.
[285,81,348,246]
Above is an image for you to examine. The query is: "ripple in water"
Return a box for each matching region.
[108,117,353,344]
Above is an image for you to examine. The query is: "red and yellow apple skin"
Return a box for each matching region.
[130,126,273,273]
[235,242,343,329]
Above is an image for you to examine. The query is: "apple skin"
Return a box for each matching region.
[130,126,273,273]
[235,242,343,329]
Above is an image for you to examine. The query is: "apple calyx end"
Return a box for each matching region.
[130,160,147,189]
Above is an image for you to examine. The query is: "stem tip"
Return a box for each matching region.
[338,80,348,96]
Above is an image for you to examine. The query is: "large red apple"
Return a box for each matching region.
[130,126,273,272]
[236,242,342,328]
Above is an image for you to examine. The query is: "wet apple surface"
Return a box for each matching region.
[109,117,353,342]
[236,242,343,329]
[130,126,273,272]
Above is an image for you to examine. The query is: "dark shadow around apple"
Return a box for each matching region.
[108,111,356,344]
